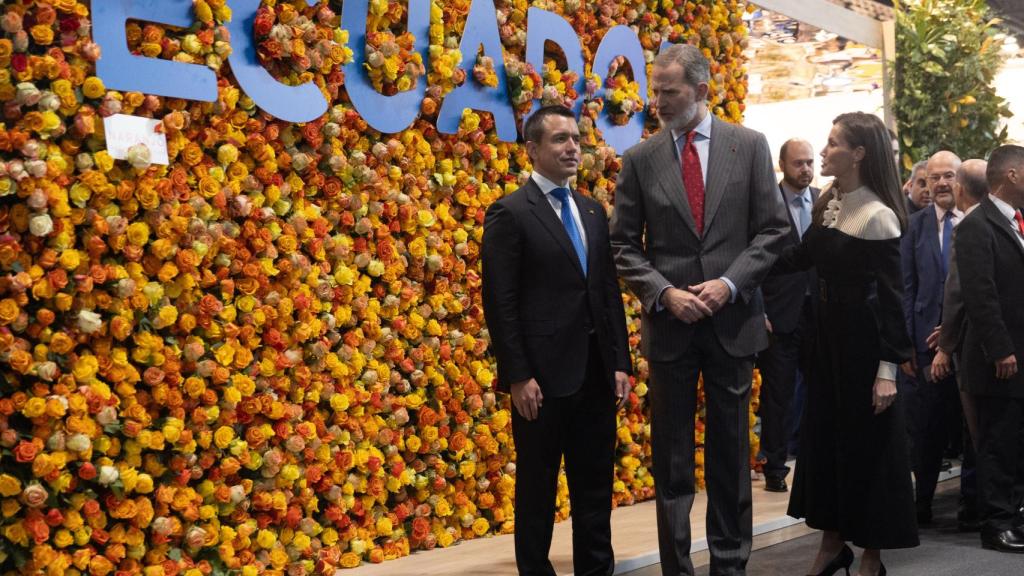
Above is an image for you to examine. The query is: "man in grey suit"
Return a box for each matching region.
[610,44,790,575]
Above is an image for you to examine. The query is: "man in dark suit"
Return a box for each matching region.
[901,150,963,524]
[904,160,931,215]
[482,105,632,575]
[930,158,988,531]
[955,144,1024,553]
[757,138,819,493]
[610,44,789,575]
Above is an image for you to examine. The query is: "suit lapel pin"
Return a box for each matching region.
[588,208,595,214]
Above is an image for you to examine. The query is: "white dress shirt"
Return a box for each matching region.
[532,171,587,251]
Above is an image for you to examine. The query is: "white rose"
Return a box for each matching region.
[77,309,102,334]
[185,526,207,549]
[21,484,48,508]
[28,213,53,237]
[66,433,92,453]
[125,143,151,169]
[36,361,58,381]
[95,405,118,426]
[98,465,119,485]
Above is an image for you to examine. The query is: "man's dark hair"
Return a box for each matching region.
[959,164,989,201]
[779,138,811,164]
[523,106,575,144]
[986,144,1024,188]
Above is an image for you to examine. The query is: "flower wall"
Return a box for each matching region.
[0,0,752,573]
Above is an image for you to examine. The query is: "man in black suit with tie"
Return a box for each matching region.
[610,44,789,575]
[758,138,819,493]
[482,105,633,575]
[901,150,963,525]
[954,144,1024,552]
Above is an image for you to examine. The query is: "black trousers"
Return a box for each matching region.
[511,338,617,576]
[757,298,814,479]
[975,394,1024,533]
[649,321,753,576]
[905,366,959,512]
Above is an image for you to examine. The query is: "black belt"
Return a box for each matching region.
[818,280,871,304]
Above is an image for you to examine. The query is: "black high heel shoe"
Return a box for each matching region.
[808,544,854,576]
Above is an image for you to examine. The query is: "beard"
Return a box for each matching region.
[658,99,700,133]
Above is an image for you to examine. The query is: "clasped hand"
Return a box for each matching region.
[511,371,632,421]
[661,280,730,323]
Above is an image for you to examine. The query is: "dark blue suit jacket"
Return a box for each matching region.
[901,206,947,363]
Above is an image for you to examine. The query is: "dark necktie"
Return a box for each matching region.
[941,210,953,275]
[681,131,705,235]
[550,187,587,275]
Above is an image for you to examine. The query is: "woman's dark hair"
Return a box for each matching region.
[812,112,909,231]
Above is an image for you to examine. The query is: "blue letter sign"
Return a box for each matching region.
[226,0,328,123]
[341,0,431,134]
[435,0,516,142]
[93,0,218,102]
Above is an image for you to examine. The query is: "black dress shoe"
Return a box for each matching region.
[765,476,788,492]
[981,529,1024,552]
[806,544,853,576]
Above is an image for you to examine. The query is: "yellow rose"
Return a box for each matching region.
[0,298,19,325]
[30,24,55,46]
[93,151,114,173]
[72,355,98,383]
[54,529,75,548]
[59,250,82,271]
[471,517,490,536]
[126,222,150,246]
[0,474,21,497]
[213,426,235,449]
[82,76,106,99]
[22,397,46,418]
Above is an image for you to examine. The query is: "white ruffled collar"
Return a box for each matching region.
[820,183,900,240]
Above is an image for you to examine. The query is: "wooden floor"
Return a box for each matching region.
[346,468,810,576]
[347,464,964,575]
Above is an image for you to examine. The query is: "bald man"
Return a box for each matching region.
[929,158,989,531]
[757,138,819,492]
[901,150,964,524]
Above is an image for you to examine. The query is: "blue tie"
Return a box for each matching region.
[793,194,810,239]
[941,210,954,274]
[550,187,587,276]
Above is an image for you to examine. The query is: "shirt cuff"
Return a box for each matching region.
[654,285,672,312]
[876,361,897,381]
[720,277,737,304]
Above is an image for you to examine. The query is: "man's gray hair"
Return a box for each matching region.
[911,160,928,175]
[653,44,710,89]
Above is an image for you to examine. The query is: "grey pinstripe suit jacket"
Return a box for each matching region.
[610,116,791,361]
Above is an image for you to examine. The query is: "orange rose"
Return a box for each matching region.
[14,440,39,463]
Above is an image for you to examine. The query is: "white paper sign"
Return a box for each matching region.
[102,114,169,165]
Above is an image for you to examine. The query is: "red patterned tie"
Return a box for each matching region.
[1015,210,1024,237]
[681,130,705,235]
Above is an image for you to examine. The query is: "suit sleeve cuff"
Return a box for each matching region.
[877,361,897,381]
[654,285,672,312]
[720,277,738,304]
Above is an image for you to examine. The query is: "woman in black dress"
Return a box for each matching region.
[779,112,918,576]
